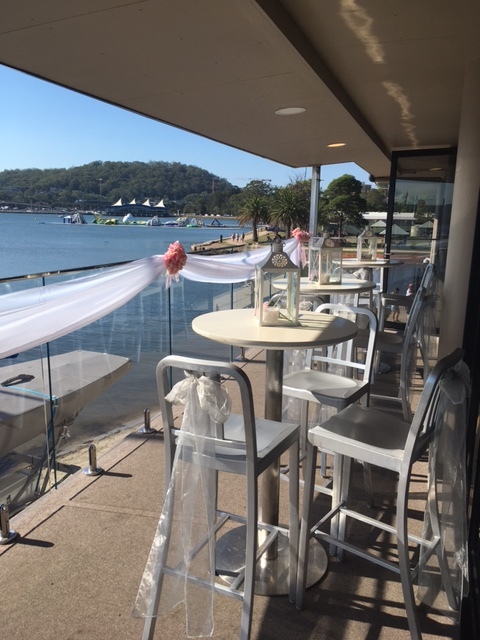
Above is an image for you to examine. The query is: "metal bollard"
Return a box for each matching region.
[235,347,247,362]
[139,407,156,435]
[83,443,104,476]
[0,503,18,545]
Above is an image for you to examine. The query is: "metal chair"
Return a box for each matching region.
[283,303,378,421]
[380,263,436,330]
[139,356,300,640]
[282,303,378,505]
[370,286,432,421]
[296,348,467,640]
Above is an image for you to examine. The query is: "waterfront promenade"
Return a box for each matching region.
[0,349,457,640]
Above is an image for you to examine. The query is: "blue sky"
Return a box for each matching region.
[1,65,371,190]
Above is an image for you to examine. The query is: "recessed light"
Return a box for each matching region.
[327,142,346,148]
[275,107,306,116]
[429,167,443,171]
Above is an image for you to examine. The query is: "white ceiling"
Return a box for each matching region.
[1,0,479,180]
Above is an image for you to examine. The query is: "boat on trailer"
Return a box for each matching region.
[0,350,131,455]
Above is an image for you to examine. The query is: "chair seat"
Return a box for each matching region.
[355,327,403,353]
[175,414,298,474]
[376,329,404,352]
[225,414,298,462]
[308,403,411,472]
[283,369,368,409]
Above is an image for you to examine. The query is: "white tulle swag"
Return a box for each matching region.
[0,238,302,359]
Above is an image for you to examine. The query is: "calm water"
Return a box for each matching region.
[0,213,241,279]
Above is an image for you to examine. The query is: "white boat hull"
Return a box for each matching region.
[0,350,131,455]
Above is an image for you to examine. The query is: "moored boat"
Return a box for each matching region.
[0,350,131,455]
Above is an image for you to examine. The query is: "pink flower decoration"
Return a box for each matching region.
[292,228,310,243]
[292,228,309,267]
[164,241,187,286]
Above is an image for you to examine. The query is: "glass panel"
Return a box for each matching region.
[0,266,256,512]
[385,151,456,330]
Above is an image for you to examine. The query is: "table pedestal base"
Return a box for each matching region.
[216,525,328,596]
[377,361,392,373]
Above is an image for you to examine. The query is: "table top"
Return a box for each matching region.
[192,308,358,350]
[341,259,403,269]
[272,275,375,295]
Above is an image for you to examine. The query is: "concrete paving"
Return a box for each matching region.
[0,351,458,640]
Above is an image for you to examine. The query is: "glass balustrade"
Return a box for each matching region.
[0,264,255,512]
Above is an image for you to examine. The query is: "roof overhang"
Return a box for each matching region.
[1,1,479,180]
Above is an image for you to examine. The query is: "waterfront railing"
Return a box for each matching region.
[0,262,257,511]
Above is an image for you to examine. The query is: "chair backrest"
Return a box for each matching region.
[399,287,430,420]
[419,261,436,294]
[403,284,427,335]
[416,263,439,376]
[312,303,378,386]
[402,347,466,472]
[156,355,257,480]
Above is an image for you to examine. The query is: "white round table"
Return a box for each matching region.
[272,275,376,296]
[341,259,403,296]
[272,275,376,311]
[341,259,403,268]
[192,308,358,595]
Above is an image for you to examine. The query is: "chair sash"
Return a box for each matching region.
[134,373,231,637]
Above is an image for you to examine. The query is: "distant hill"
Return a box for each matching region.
[0,160,241,215]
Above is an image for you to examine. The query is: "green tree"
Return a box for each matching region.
[238,194,269,243]
[182,192,209,215]
[319,174,367,235]
[269,181,310,237]
[242,179,274,199]
[365,186,388,211]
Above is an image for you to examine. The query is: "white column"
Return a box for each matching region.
[439,58,480,357]
[309,166,321,235]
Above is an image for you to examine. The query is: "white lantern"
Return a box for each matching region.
[308,236,342,285]
[357,229,379,261]
[254,238,300,326]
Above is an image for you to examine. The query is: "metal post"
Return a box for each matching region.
[235,347,247,362]
[139,407,156,434]
[83,443,103,476]
[309,166,321,236]
[261,349,284,561]
[0,503,18,545]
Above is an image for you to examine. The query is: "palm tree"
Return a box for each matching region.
[238,194,269,243]
[269,183,310,237]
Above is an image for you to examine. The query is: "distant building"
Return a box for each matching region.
[105,198,171,217]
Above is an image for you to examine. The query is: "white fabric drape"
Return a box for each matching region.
[0,238,301,359]
[183,237,300,283]
[134,373,231,637]
[0,257,166,359]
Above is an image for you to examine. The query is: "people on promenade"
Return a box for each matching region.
[390,288,400,322]
[405,283,414,315]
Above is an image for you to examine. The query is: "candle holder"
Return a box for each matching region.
[308,236,342,285]
[356,229,379,261]
[254,238,300,326]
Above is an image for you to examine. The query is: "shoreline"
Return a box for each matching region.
[190,227,282,254]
